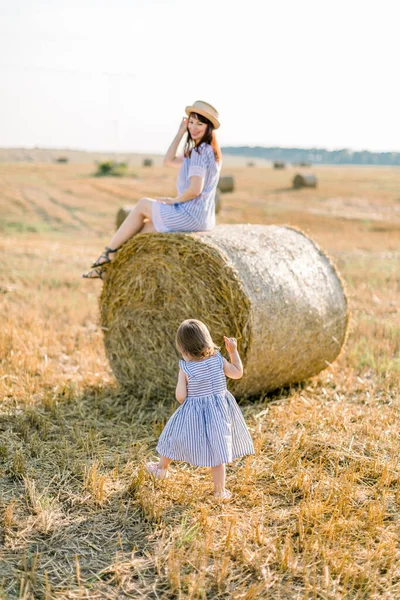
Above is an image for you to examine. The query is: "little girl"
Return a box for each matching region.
[146,319,255,500]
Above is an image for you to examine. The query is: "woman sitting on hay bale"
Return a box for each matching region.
[82,100,222,279]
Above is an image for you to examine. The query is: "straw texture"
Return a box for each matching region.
[100,225,348,399]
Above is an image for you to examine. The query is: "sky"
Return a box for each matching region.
[1,0,399,154]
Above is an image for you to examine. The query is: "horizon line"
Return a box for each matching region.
[1,144,400,155]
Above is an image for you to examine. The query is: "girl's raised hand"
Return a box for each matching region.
[224,336,237,353]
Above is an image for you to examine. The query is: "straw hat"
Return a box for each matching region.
[185,100,220,129]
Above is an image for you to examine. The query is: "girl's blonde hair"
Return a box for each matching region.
[176,319,219,360]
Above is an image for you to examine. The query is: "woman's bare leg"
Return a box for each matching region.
[140,220,157,233]
[108,197,156,251]
[82,200,159,278]
[211,464,226,494]
[83,199,157,277]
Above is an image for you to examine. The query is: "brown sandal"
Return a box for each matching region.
[81,267,107,280]
[91,246,119,268]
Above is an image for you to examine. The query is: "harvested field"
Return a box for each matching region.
[0,153,399,599]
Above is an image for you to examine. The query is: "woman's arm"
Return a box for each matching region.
[156,175,205,204]
[175,176,204,202]
[176,368,188,403]
[164,118,187,168]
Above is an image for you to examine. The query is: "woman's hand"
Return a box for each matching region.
[178,117,188,136]
[155,197,176,204]
[224,336,238,353]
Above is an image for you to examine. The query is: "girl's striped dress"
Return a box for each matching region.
[152,142,221,233]
[156,352,255,468]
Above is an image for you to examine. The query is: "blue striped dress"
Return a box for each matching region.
[155,352,255,468]
[152,142,221,233]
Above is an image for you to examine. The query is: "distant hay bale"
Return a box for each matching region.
[55,157,68,164]
[293,174,318,189]
[215,191,222,214]
[116,206,132,229]
[100,225,348,400]
[247,161,255,167]
[218,176,234,193]
[273,161,285,169]
[143,158,153,167]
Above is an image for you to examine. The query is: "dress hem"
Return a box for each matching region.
[151,201,170,233]
[154,449,255,469]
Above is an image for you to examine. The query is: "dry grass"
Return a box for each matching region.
[0,158,399,599]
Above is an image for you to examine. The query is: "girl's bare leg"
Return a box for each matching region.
[211,464,226,494]
[158,456,172,470]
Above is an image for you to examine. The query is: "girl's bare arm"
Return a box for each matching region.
[223,336,244,379]
[176,368,188,403]
[223,350,243,379]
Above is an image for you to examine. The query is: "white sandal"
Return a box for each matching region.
[145,461,169,480]
[213,489,233,500]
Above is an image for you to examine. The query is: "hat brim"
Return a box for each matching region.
[185,106,220,129]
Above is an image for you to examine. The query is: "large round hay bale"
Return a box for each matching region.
[218,176,234,193]
[293,174,317,189]
[100,225,348,400]
[143,158,153,167]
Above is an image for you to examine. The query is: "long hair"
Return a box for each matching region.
[183,112,222,163]
[176,319,220,360]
